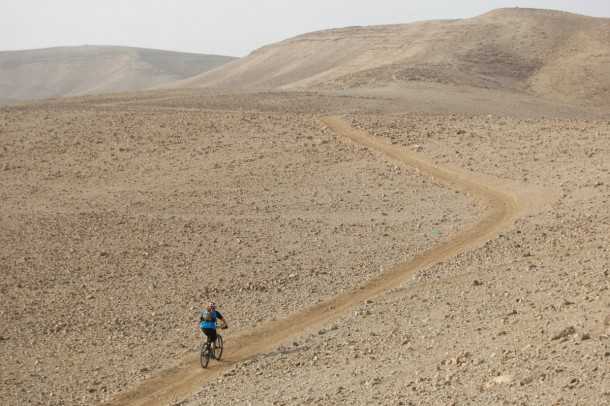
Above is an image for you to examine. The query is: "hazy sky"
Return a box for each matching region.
[2,1,609,56]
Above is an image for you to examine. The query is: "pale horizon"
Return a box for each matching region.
[2,1,610,57]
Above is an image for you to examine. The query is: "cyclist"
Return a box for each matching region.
[199,302,228,352]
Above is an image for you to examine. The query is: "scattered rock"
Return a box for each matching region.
[491,374,514,385]
[566,377,580,388]
[551,326,576,341]
[520,376,534,386]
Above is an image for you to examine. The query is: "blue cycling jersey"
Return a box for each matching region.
[200,310,223,330]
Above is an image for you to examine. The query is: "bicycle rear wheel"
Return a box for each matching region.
[200,343,211,368]
[214,335,224,361]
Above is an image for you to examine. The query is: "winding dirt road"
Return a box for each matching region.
[104,116,525,406]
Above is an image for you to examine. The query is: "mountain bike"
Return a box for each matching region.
[200,326,226,368]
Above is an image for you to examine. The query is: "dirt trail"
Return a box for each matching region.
[103,116,527,406]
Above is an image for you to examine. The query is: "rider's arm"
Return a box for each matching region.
[217,312,228,328]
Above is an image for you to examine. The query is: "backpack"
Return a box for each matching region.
[201,309,215,322]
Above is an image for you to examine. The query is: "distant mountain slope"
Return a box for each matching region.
[177,8,610,106]
[0,46,235,102]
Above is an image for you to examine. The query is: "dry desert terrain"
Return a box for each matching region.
[0,46,235,103]
[1,7,609,406]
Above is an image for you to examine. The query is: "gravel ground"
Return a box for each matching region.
[0,100,480,405]
[183,113,609,405]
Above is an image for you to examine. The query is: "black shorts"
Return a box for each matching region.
[202,328,217,343]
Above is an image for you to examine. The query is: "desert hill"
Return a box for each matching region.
[0,45,235,102]
[177,8,610,106]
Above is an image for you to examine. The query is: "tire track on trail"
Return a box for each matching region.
[103,116,525,406]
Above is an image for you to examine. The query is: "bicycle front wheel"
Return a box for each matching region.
[200,343,211,368]
[214,335,224,361]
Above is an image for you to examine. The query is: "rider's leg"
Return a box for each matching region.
[203,328,217,358]
[210,330,217,357]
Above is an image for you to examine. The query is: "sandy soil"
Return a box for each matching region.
[3,7,610,406]
[0,46,235,103]
[177,8,610,109]
[0,97,481,405]
[182,112,609,405]
[0,62,608,404]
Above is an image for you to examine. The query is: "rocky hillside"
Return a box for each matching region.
[178,8,610,106]
[0,46,235,102]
